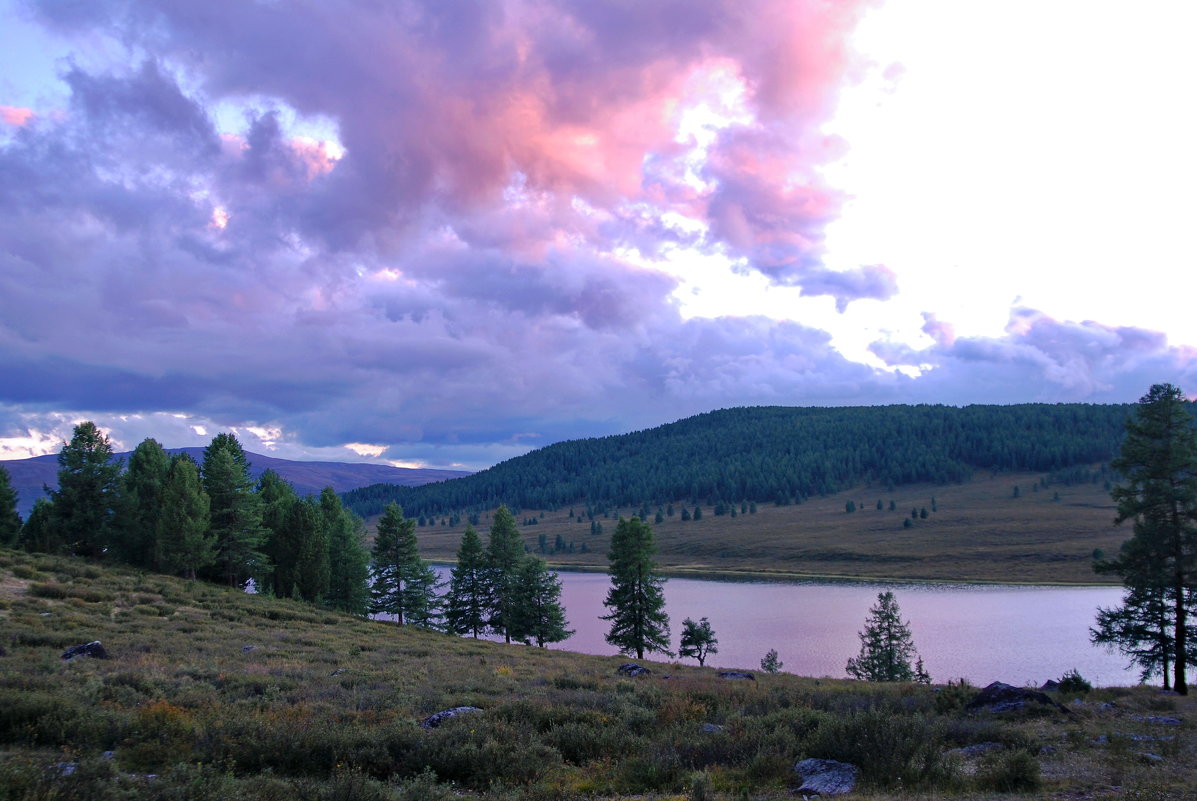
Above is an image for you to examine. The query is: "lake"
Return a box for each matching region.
[431,567,1136,687]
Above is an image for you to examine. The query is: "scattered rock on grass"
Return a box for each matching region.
[794,758,858,796]
[718,671,755,681]
[1136,716,1182,726]
[702,723,725,733]
[421,706,482,729]
[616,663,652,677]
[965,682,1067,714]
[60,641,109,661]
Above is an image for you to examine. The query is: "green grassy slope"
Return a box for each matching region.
[1,549,1194,800]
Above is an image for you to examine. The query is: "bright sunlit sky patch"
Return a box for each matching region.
[1,0,1195,470]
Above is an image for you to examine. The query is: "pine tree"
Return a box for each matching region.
[0,465,21,547]
[201,435,266,587]
[157,454,213,580]
[486,505,524,642]
[288,498,330,603]
[601,517,670,659]
[445,525,489,637]
[679,616,718,666]
[47,421,123,558]
[845,591,923,682]
[508,556,572,647]
[320,487,370,615]
[370,503,440,627]
[1101,384,1197,694]
[113,438,170,568]
[257,469,298,596]
[18,498,57,553]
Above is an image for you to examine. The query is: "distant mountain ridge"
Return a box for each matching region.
[1,448,469,518]
[341,402,1143,519]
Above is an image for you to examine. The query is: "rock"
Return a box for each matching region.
[616,663,652,677]
[1157,689,1181,696]
[60,641,109,661]
[1100,702,1118,711]
[421,706,482,729]
[1039,745,1057,756]
[964,682,1067,714]
[53,762,78,776]
[948,741,1004,758]
[794,758,859,796]
[718,671,755,681]
[331,668,346,676]
[242,645,256,652]
[1040,679,1060,691]
[702,723,725,733]
[1137,715,1182,726]
[1139,752,1164,765]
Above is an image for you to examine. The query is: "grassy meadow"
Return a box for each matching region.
[400,470,1124,585]
[2,547,1195,800]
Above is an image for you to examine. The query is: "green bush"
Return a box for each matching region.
[1058,668,1092,695]
[803,708,954,789]
[975,749,1041,792]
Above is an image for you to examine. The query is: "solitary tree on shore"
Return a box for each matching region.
[679,617,718,666]
[846,591,925,682]
[1094,383,1197,694]
[602,516,671,660]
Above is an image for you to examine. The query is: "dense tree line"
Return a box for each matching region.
[342,403,1137,519]
[6,423,372,615]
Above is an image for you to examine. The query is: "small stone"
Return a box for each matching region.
[1039,745,1057,756]
[1137,716,1182,726]
[331,668,346,676]
[702,723,725,733]
[948,742,1003,757]
[242,645,256,652]
[53,762,78,776]
[102,751,116,760]
[1139,752,1164,765]
[421,706,483,729]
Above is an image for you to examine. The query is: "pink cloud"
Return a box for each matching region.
[0,106,35,126]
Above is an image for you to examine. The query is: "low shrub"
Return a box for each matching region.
[802,708,954,790]
[975,749,1041,792]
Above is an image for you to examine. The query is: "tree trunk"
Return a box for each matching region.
[1174,575,1187,694]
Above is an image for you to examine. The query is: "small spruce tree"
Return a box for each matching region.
[846,591,924,682]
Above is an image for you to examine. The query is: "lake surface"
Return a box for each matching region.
[432,567,1134,687]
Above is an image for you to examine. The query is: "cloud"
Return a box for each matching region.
[0,106,34,126]
[2,0,1194,470]
[870,307,1197,404]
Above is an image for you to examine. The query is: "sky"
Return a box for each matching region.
[1,0,1195,471]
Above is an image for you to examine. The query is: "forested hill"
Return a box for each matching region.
[342,403,1138,519]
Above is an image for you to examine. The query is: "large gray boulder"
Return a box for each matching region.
[61,641,109,661]
[616,663,652,677]
[718,671,756,681]
[794,758,859,796]
[421,706,483,729]
[965,682,1067,714]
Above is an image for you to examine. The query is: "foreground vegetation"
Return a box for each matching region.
[2,548,1195,800]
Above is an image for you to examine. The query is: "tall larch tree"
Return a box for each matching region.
[201,434,265,587]
[486,505,525,642]
[113,438,170,568]
[0,465,21,547]
[601,516,671,660]
[256,469,298,596]
[445,524,489,637]
[47,421,123,558]
[846,591,924,682]
[370,503,440,627]
[320,487,370,615]
[287,498,330,602]
[157,454,213,580]
[1098,383,1197,694]
[508,556,572,647]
